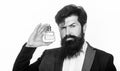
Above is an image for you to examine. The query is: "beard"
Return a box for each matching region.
[60,33,85,59]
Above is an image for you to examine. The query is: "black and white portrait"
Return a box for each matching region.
[0,0,120,71]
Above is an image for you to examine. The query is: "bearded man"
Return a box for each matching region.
[13,4,116,71]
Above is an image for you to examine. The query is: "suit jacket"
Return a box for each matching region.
[13,42,116,71]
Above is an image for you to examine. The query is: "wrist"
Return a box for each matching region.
[26,43,37,48]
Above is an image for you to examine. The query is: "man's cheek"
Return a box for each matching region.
[60,34,65,39]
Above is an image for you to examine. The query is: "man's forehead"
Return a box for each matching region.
[59,15,79,27]
[59,21,75,27]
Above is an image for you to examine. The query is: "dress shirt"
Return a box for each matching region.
[62,41,88,71]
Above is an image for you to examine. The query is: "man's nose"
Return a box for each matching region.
[65,27,70,35]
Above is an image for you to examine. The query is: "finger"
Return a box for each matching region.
[38,24,49,35]
[29,24,42,40]
[36,23,42,33]
[38,24,49,33]
[38,27,48,36]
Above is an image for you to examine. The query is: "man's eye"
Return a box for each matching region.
[70,24,76,27]
[61,27,66,29]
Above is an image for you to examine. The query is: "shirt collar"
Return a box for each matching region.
[81,41,88,54]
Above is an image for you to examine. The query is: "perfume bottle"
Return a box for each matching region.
[43,25,55,42]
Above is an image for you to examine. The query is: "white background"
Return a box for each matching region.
[0,0,120,71]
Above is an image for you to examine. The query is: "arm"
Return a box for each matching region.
[13,24,54,71]
[13,43,47,71]
[13,43,36,71]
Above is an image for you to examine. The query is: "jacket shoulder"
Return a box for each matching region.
[89,45,114,65]
[88,44,116,71]
[87,43,114,62]
[87,42,113,58]
[93,47,113,58]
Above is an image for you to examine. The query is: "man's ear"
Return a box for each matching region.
[83,24,87,33]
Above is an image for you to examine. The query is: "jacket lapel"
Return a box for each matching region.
[82,44,96,71]
[54,43,96,71]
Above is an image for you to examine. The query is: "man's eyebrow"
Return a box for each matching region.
[69,23,76,26]
[59,24,65,28]
[59,22,76,27]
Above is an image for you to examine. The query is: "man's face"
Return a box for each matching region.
[58,15,85,59]
[59,15,82,40]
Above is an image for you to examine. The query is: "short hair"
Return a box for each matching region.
[55,4,87,27]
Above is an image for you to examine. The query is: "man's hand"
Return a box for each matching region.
[26,24,53,48]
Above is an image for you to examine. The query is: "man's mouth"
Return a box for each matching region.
[66,38,74,41]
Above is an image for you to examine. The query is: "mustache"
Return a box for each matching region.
[62,35,77,41]
[61,35,79,48]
